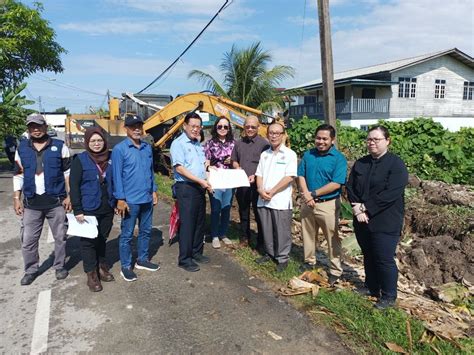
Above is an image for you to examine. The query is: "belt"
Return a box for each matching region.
[314,196,338,203]
[176,181,204,189]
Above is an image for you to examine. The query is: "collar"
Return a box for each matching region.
[314,145,337,156]
[126,137,145,148]
[180,132,199,144]
[28,136,52,152]
[243,135,257,143]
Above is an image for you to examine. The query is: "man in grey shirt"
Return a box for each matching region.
[231,115,269,249]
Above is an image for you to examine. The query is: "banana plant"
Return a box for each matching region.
[0,82,35,137]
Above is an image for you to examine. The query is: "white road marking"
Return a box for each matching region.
[30,289,51,354]
[47,226,54,243]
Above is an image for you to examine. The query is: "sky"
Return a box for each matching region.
[22,0,474,113]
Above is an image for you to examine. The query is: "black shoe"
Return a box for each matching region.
[135,260,160,271]
[299,263,316,273]
[20,273,38,286]
[120,268,137,282]
[193,254,210,264]
[276,262,288,273]
[55,268,69,280]
[255,255,272,264]
[328,274,340,286]
[179,263,200,272]
[360,288,380,298]
[375,299,396,310]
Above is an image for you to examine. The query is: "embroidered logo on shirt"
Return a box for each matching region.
[51,146,58,152]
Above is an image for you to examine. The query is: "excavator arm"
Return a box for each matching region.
[143,93,269,148]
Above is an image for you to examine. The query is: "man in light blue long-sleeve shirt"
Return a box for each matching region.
[112,114,159,281]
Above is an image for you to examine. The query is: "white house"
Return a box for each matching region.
[288,48,474,131]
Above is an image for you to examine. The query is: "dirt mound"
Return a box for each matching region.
[399,233,473,286]
[420,180,474,207]
[404,195,473,238]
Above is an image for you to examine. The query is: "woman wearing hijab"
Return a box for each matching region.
[70,128,116,292]
[203,117,235,249]
[346,125,408,309]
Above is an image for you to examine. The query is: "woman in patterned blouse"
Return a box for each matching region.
[203,117,235,249]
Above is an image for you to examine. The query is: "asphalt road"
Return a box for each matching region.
[0,170,349,354]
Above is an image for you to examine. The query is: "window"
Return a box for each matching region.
[335,87,345,101]
[434,79,446,99]
[398,77,416,98]
[361,88,376,99]
[463,81,474,100]
[304,95,316,104]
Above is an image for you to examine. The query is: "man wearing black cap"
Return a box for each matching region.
[112,114,159,282]
[13,113,71,285]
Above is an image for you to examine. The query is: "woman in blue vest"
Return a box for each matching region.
[70,128,116,292]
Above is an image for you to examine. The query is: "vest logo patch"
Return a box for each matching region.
[51,146,58,152]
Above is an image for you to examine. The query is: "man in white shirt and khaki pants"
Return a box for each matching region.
[255,121,297,273]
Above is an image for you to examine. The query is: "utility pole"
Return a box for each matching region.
[317,0,336,128]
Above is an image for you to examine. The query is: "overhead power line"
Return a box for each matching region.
[34,74,122,98]
[137,0,232,94]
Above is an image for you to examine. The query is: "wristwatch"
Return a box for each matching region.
[311,191,318,200]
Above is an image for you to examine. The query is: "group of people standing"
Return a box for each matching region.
[12,112,408,309]
[13,113,159,292]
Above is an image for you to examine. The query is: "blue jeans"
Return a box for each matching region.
[119,202,153,269]
[209,189,233,239]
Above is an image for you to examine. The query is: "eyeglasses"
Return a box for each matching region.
[244,125,257,130]
[268,131,283,137]
[188,124,202,130]
[217,125,229,130]
[366,137,386,143]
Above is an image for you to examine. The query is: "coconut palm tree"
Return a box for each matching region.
[188,42,295,111]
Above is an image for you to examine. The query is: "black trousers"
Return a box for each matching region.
[235,183,263,247]
[355,223,400,300]
[175,182,206,266]
[80,211,114,273]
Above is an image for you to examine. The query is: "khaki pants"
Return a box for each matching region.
[300,199,342,277]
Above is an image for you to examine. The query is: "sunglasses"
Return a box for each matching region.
[217,125,229,130]
[244,125,257,130]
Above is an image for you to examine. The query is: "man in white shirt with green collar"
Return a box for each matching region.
[255,121,297,273]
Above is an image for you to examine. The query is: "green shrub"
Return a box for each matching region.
[288,116,473,185]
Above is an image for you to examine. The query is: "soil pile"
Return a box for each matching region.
[401,182,473,286]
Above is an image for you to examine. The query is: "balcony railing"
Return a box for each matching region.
[289,98,390,117]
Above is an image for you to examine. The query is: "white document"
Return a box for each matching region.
[66,213,98,239]
[208,168,250,189]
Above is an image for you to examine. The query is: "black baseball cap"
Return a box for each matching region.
[124,114,144,126]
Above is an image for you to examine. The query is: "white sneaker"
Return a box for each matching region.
[212,238,221,249]
[221,237,233,245]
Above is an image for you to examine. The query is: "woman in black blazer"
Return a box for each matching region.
[346,125,408,309]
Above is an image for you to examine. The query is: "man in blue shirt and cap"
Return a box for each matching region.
[297,124,347,284]
[112,114,159,281]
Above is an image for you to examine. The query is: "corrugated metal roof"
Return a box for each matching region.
[290,48,474,90]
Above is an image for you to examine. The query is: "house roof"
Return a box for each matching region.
[290,48,474,91]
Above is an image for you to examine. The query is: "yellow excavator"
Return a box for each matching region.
[143,92,270,148]
[66,92,284,172]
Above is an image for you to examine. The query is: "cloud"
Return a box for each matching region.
[59,16,259,42]
[59,20,167,35]
[286,16,318,26]
[275,0,474,88]
[105,0,255,16]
